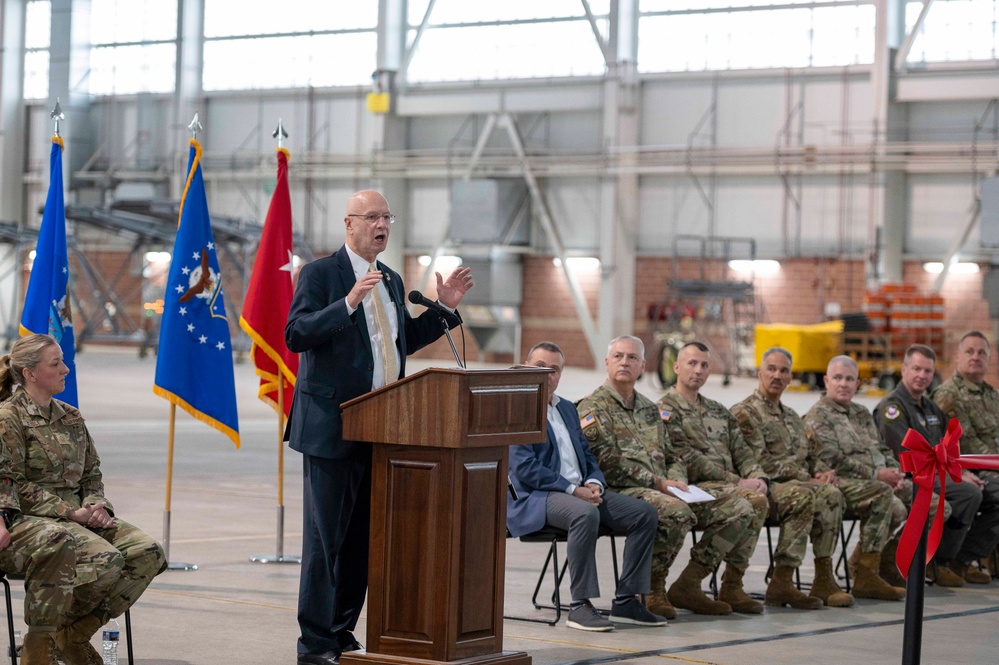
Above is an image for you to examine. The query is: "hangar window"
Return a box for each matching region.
[89,0,177,95]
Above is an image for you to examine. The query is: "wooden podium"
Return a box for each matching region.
[339,367,551,665]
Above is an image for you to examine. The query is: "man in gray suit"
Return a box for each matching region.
[508,341,665,632]
[286,190,473,665]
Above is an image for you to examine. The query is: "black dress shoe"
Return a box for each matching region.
[339,638,363,654]
[297,650,340,665]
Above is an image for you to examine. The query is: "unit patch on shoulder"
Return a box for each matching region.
[885,404,901,421]
[661,410,672,422]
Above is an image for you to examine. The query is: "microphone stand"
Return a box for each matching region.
[437,310,464,368]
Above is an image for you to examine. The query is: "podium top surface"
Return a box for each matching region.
[341,366,552,448]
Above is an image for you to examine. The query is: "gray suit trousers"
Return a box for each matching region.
[545,489,657,602]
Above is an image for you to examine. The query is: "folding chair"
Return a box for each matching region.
[0,572,134,665]
[504,524,620,625]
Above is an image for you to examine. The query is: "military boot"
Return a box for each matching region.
[852,552,905,601]
[56,614,104,665]
[949,559,991,585]
[21,629,64,665]
[809,557,854,607]
[929,560,965,587]
[880,538,906,587]
[644,571,676,620]
[718,565,763,614]
[765,565,822,609]
[667,561,732,615]
[847,543,861,579]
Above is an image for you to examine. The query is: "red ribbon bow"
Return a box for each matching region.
[896,419,999,579]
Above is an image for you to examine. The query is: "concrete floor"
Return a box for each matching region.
[16,348,998,665]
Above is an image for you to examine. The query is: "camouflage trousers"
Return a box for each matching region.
[769,481,844,567]
[837,477,895,553]
[0,515,118,628]
[625,487,755,578]
[61,518,167,622]
[698,482,769,571]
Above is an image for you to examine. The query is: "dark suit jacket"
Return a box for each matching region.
[507,397,607,537]
[285,245,457,460]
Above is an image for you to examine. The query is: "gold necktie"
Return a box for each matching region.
[368,263,398,384]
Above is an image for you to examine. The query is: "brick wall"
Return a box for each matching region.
[405,254,996,382]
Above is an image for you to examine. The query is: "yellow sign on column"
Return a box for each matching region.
[367,92,390,114]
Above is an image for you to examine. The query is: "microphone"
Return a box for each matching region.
[408,290,464,368]
[407,290,451,316]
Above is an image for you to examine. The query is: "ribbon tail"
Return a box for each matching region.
[896,481,933,580]
[925,475,946,564]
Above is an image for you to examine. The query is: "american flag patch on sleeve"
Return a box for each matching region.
[580,413,596,428]
[661,410,671,421]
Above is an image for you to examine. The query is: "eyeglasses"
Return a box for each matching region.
[347,213,396,224]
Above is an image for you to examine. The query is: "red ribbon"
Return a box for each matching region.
[896,419,999,579]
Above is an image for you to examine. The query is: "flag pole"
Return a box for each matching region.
[160,113,209,573]
[251,118,300,564]
[163,403,198,571]
[250,374,299,563]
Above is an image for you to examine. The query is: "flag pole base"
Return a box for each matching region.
[250,505,301,564]
[166,561,199,571]
[249,555,301,564]
[162,509,199,571]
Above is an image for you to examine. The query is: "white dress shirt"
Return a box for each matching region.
[549,394,602,495]
[344,245,400,391]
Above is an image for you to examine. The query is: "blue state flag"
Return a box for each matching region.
[154,139,240,447]
[20,136,77,406]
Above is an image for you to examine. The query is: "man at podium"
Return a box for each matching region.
[285,189,473,665]
[508,341,667,632]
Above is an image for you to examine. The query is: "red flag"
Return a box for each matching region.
[239,148,299,416]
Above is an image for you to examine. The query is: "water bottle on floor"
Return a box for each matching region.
[102,619,120,665]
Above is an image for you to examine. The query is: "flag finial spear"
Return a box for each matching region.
[188,113,202,140]
[272,118,288,148]
[51,99,65,137]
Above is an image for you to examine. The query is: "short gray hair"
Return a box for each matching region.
[608,335,645,359]
[761,346,793,365]
[826,355,858,374]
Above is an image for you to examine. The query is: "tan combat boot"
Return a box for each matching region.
[949,559,991,585]
[765,565,823,609]
[852,551,905,601]
[644,570,676,620]
[929,560,965,587]
[718,565,764,614]
[21,629,64,665]
[880,538,907,587]
[56,614,104,665]
[667,561,732,615]
[810,556,854,607]
[847,543,861,579]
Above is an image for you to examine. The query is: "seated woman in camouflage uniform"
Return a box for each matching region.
[0,461,120,665]
[0,334,166,665]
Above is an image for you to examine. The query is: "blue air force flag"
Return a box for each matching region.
[20,136,77,406]
[153,139,240,447]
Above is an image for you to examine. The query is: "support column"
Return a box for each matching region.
[597,0,640,361]
[0,0,27,224]
[49,0,92,182]
[869,0,907,284]
[371,0,408,272]
[172,0,204,198]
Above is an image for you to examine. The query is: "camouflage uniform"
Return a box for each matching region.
[578,382,756,579]
[657,387,769,572]
[932,375,999,562]
[934,375,999,483]
[732,390,844,567]
[0,455,118,629]
[0,388,166,624]
[803,396,901,553]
